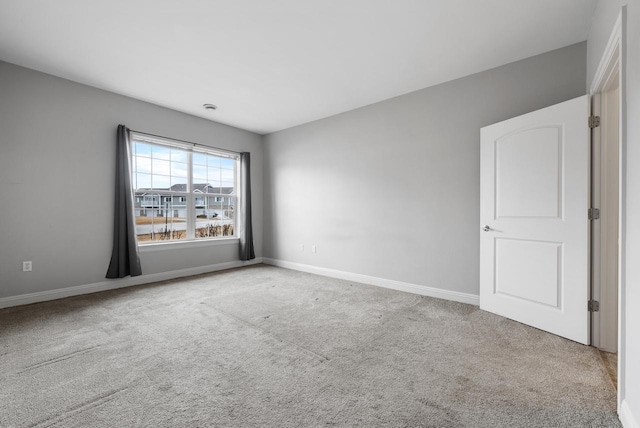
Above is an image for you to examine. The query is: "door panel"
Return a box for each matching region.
[495,238,561,308]
[496,126,562,218]
[480,95,589,344]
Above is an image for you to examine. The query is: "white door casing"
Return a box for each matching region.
[592,85,620,353]
[480,95,590,344]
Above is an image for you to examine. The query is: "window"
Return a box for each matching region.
[130,132,238,243]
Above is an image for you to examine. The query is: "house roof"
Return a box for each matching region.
[136,184,234,195]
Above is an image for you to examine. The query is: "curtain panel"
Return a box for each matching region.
[106,125,142,278]
[239,152,255,261]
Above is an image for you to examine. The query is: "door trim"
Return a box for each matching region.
[591,76,619,353]
[589,6,625,410]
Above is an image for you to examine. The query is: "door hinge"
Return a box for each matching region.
[588,300,600,312]
[589,115,601,128]
[588,208,600,220]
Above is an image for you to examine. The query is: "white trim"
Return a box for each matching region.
[589,6,626,413]
[262,258,479,306]
[131,130,240,159]
[620,400,639,428]
[591,50,621,353]
[590,12,622,94]
[0,258,263,309]
[139,237,239,252]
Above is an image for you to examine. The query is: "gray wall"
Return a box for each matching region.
[0,61,263,299]
[589,0,640,424]
[263,43,586,297]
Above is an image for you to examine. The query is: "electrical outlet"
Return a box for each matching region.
[22,261,32,272]
[312,245,316,253]
[300,244,304,251]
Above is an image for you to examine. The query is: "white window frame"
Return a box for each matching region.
[130,132,240,245]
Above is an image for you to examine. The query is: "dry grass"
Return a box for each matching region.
[135,217,186,225]
[137,233,186,242]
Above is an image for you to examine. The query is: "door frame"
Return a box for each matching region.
[589,7,625,409]
[591,79,619,353]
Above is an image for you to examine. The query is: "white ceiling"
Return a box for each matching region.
[0,0,597,135]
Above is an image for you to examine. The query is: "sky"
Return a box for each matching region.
[132,141,236,191]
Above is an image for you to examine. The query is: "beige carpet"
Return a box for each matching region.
[0,265,620,427]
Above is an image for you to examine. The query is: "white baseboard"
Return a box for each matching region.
[621,400,639,428]
[2,257,479,309]
[0,258,263,309]
[262,258,479,306]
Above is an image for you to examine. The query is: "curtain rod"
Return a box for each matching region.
[129,129,241,157]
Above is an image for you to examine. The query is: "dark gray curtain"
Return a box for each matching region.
[106,125,142,278]
[239,152,255,260]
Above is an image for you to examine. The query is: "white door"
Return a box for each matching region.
[480,95,590,344]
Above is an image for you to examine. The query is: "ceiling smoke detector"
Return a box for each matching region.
[203,104,218,111]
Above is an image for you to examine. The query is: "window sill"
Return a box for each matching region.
[138,237,239,252]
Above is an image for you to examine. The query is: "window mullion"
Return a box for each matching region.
[235,162,240,238]
[187,150,195,239]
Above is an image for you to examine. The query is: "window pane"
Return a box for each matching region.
[171,162,187,177]
[134,193,187,243]
[171,176,188,188]
[221,158,235,169]
[152,145,171,160]
[193,165,207,181]
[194,196,235,239]
[221,168,234,183]
[207,156,221,168]
[221,182,234,194]
[193,152,207,165]
[135,142,152,157]
[171,148,188,163]
[208,167,221,182]
[152,174,170,189]
[135,156,151,174]
[135,173,151,189]
[152,158,171,175]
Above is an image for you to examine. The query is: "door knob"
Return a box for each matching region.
[482,225,492,232]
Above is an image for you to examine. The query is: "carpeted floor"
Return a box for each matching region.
[599,350,618,391]
[0,265,620,427]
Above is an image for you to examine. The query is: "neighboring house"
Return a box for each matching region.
[134,183,234,219]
